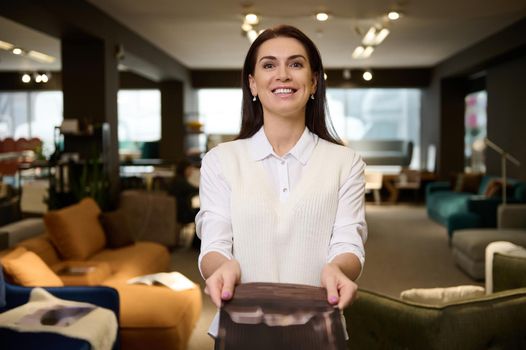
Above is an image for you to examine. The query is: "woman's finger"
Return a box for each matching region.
[337,280,357,309]
[323,275,340,305]
[220,271,237,301]
[206,277,223,308]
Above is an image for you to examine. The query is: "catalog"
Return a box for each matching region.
[127,272,195,291]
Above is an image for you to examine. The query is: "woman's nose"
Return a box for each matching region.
[276,65,290,81]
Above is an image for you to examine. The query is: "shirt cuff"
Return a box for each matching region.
[327,248,365,280]
[198,248,234,280]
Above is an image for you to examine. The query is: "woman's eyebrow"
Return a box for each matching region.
[258,55,277,62]
[288,55,307,61]
[258,54,307,63]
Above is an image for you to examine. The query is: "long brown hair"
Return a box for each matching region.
[238,25,342,145]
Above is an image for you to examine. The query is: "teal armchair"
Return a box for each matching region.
[426,175,526,239]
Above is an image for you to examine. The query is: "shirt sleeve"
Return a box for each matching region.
[195,148,234,279]
[327,151,368,277]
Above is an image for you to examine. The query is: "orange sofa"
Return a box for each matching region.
[0,198,202,350]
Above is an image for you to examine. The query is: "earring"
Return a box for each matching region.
[310,94,315,100]
[252,95,257,102]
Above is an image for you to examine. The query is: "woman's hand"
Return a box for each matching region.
[321,262,358,309]
[205,259,241,308]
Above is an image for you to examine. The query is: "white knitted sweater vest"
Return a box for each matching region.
[216,138,356,287]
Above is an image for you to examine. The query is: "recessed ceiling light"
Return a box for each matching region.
[12,47,23,55]
[316,12,329,22]
[388,11,400,21]
[21,73,31,83]
[363,70,373,81]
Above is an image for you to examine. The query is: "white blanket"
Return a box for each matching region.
[0,288,117,350]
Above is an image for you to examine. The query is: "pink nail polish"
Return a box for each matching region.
[329,296,338,303]
[222,291,232,299]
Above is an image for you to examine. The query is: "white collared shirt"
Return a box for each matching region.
[196,126,367,277]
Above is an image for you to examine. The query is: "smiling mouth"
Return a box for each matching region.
[272,88,297,95]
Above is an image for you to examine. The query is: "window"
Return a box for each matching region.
[464,91,487,173]
[0,91,63,157]
[327,88,422,168]
[196,88,422,168]
[197,89,242,135]
[117,90,161,157]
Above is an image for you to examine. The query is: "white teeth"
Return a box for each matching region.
[274,88,293,94]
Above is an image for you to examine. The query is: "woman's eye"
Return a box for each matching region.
[263,63,274,69]
[290,62,303,68]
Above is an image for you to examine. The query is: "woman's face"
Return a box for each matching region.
[249,37,317,122]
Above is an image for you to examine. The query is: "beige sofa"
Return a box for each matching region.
[452,204,526,279]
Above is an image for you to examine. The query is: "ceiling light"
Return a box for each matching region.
[362,26,390,46]
[324,73,328,80]
[40,73,49,83]
[21,73,31,83]
[241,22,253,32]
[343,69,351,80]
[388,11,401,21]
[362,27,377,46]
[363,70,373,81]
[352,46,374,59]
[245,13,259,25]
[362,46,375,58]
[0,40,15,50]
[247,30,258,43]
[374,28,390,45]
[352,46,365,59]
[34,73,42,83]
[316,12,329,22]
[12,48,23,55]
[28,50,56,63]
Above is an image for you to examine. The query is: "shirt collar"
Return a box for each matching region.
[249,126,318,165]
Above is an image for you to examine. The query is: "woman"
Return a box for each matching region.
[196,24,367,339]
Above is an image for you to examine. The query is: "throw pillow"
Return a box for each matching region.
[454,173,482,193]
[44,197,107,260]
[1,247,63,287]
[99,210,135,249]
[484,179,513,198]
[400,285,485,305]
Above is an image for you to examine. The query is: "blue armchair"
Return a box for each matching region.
[0,267,120,350]
[426,175,526,239]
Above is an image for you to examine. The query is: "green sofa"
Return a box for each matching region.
[426,175,526,238]
[345,251,526,349]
